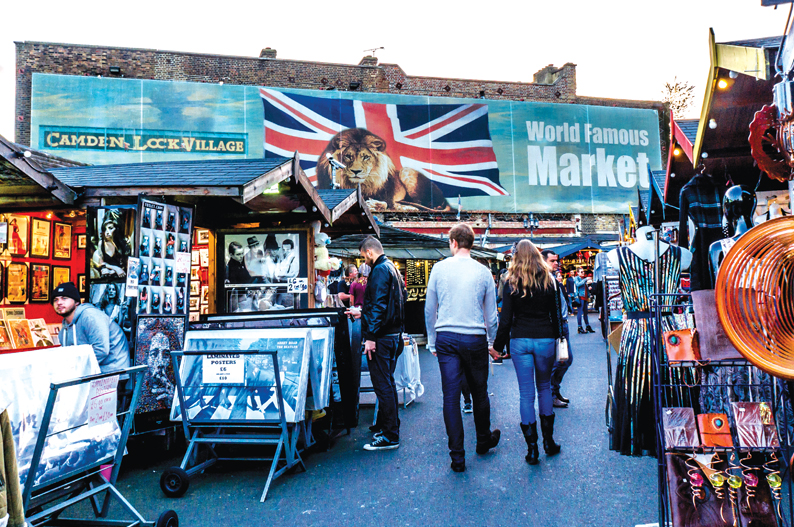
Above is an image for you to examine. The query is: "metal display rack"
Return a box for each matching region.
[161,349,307,503]
[650,293,794,527]
[22,365,178,527]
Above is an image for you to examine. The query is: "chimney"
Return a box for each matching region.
[359,55,378,67]
[260,48,277,59]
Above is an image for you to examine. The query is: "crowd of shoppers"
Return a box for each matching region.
[347,224,599,472]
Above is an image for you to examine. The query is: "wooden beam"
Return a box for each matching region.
[82,186,241,197]
[0,185,50,196]
[0,195,63,208]
[0,136,77,204]
[358,187,380,237]
[330,191,359,223]
[292,152,332,224]
[239,161,292,203]
[693,28,718,165]
[715,42,770,81]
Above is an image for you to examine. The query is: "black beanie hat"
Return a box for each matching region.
[52,281,81,303]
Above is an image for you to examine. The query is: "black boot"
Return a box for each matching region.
[520,422,539,465]
[577,327,586,334]
[585,326,595,333]
[539,414,561,455]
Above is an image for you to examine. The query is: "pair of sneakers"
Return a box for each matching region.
[365,429,399,451]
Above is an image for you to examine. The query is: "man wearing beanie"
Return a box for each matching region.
[52,282,130,374]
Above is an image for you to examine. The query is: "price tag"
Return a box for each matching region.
[88,375,119,427]
[175,252,191,274]
[126,257,140,297]
[202,354,244,384]
[287,277,309,293]
[720,237,736,255]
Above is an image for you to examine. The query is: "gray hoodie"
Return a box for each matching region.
[60,303,130,374]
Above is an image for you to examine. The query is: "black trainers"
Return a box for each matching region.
[462,403,473,413]
[552,396,568,408]
[364,436,399,451]
[476,429,501,454]
[451,460,466,473]
[492,358,503,365]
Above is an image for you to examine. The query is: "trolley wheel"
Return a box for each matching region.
[160,467,190,498]
[156,510,179,527]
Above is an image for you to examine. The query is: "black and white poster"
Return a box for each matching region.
[137,199,192,316]
[218,230,309,313]
[170,327,311,423]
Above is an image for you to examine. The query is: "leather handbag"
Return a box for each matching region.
[664,328,701,362]
[552,279,568,363]
[691,289,742,361]
[697,413,733,448]
[731,402,780,448]
[556,338,569,363]
[662,407,700,449]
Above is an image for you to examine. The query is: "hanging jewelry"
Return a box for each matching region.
[763,452,783,520]
[738,452,758,511]
[685,455,706,508]
[709,470,728,524]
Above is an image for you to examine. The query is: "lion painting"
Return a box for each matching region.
[315,128,450,211]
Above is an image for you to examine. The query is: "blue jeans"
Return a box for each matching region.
[436,332,492,463]
[550,324,572,394]
[510,337,556,424]
[577,298,590,328]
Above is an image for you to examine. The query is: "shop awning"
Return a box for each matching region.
[0,134,80,209]
[329,225,502,261]
[547,238,605,259]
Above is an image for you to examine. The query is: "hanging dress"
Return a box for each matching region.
[611,245,695,456]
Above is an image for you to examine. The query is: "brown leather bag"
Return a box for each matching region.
[697,413,733,448]
[665,454,727,527]
[664,328,701,362]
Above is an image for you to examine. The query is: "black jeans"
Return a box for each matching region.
[367,334,401,442]
[550,323,573,395]
[436,332,492,463]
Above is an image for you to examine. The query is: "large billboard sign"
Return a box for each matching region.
[31,74,661,213]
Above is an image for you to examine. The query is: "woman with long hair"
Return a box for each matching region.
[492,239,562,465]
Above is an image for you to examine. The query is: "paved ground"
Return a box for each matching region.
[111,323,660,527]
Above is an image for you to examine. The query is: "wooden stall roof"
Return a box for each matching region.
[0,134,81,209]
[663,32,784,214]
[46,152,378,233]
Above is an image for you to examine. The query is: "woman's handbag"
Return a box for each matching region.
[553,278,568,362]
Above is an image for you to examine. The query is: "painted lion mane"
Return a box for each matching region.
[316,128,449,211]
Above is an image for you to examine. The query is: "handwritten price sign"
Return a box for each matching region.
[88,375,119,427]
[287,277,308,293]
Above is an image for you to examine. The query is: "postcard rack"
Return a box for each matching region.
[162,349,306,502]
[22,365,178,527]
[650,293,794,527]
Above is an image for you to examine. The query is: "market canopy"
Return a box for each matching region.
[0,134,80,209]
[329,225,502,261]
[546,238,605,259]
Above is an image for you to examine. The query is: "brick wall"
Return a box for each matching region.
[14,42,584,146]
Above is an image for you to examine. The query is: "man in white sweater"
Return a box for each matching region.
[425,223,501,473]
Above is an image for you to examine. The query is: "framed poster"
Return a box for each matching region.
[89,282,134,341]
[200,285,209,305]
[134,315,185,414]
[28,319,54,347]
[52,266,71,289]
[191,250,199,266]
[137,199,192,319]
[30,218,51,258]
[7,215,29,256]
[171,327,312,423]
[77,273,86,294]
[196,230,210,244]
[6,263,28,304]
[7,319,33,349]
[190,281,200,296]
[30,264,51,303]
[52,222,72,260]
[189,297,200,311]
[77,234,87,249]
[87,206,135,281]
[217,229,310,314]
[191,266,200,281]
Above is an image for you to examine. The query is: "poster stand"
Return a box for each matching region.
[22,365,178,527]
[162,349,306,502]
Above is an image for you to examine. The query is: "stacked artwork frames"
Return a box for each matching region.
[0,345,121,488]
[137,200,192,316]
[170,328,313,423]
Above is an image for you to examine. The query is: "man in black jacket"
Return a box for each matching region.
[359,236,406,451]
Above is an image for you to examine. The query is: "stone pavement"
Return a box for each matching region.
[114,326,660,527]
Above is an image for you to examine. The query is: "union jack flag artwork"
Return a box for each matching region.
[260,88,508,199]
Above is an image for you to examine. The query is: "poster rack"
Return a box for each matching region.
[161,349,306,503]
[650,293,794,527]
[22,365,178,527]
